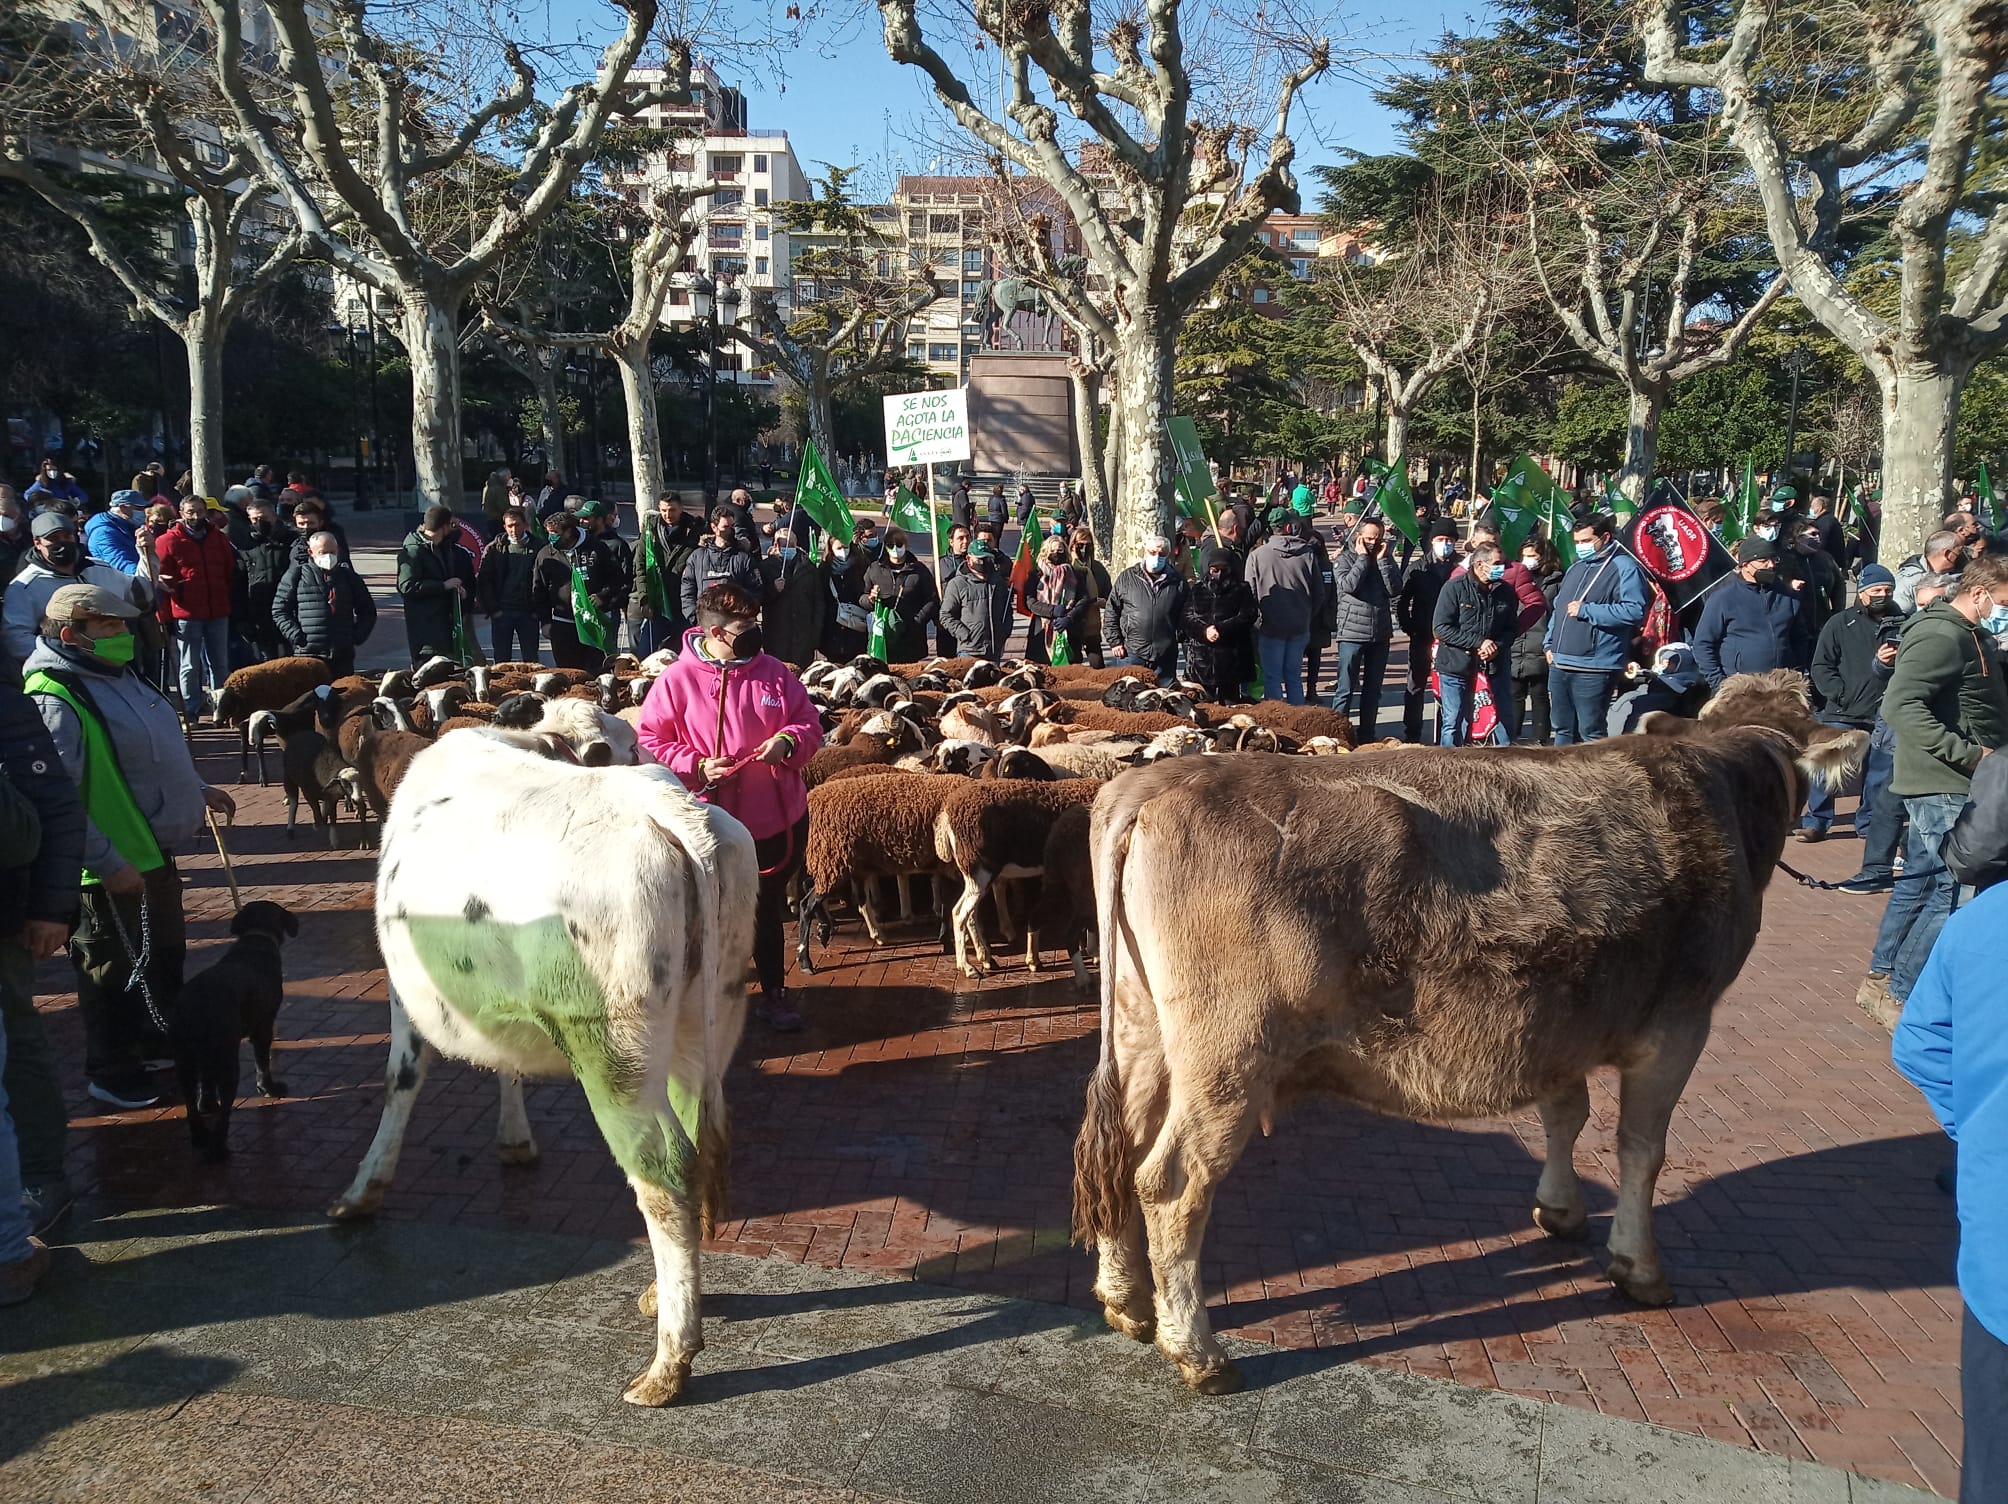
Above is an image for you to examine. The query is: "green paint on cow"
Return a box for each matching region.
[403,914,699,1194]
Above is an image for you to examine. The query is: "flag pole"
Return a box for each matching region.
[927,462,943,596]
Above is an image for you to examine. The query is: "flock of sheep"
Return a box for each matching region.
[213,648,1362,981]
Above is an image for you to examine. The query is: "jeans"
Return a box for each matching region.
[0,1013,27,1262]
[1964,1306,2008,1504]
[491,608,540,664]
[1854,720,1903,877]
[1549,665,1618,745]
[1513,673,1550,743]
[1333,638,1392,738]
[0,939,63,1190]
[1257,632,1309,705]
[1402,636,1434,743]
[1869,792,1964,998]
[1437,672,1476,745]
[173,616,231,715]
[1802,716,1883,833]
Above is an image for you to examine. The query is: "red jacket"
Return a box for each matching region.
[154,520,236,620]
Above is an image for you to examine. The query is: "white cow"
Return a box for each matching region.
[330,719,756,1406]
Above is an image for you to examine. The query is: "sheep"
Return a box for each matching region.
[1050,704,1190,736]
[804,719,924,789]
[889,656,979,680]
[408,683,471,736]
[216,657,335,783]
[928,739,998,775]
[1020,741,1140,781]
[1139,726,1212,761]
[528,697,641,767]
[796,769,962,973]
[938,699,1004,743]
[410,654,462,690]
[492,690,550,728]
[244,681,359,787]
[1236,702,1357,746]
[352,726,434,830]
[934,777,1103,977]
[981,746,1064,781]
[1044,664,1132,689]
[1028,803,1096,988]
[279,727,363,847]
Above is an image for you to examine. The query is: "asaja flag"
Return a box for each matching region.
[890,484,949,549]
[1492,452,1561,557]
[572,566,610,651]
[1542,487,1579,566]
[1980,462,2002,533]
[637,508,672,615]
[1603,478,1637,521]
[1722,456,1758,545]
[1619,486,1734,616]
[794,439,855,541]
[1370,458,1420,545]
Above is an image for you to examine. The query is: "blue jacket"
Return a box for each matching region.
[1543,547,1648,671]
[1895,882,2008,1343]
[1691,576,1809,687]
[82,511,143,574]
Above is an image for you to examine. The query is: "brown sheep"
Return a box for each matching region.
[1240,703,1357,746]
[1055,705,1191,736]
[803,725,921,789]
[935,777,1102,976]
[217,657,334,781]
[797,769,963,972]
[1029,803,1095,988]
[1045,664,1134,689]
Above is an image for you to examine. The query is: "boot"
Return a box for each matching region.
[1855,972,1901,1032]
[762,986,803,1033]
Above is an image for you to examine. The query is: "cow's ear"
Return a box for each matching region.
[1636,711,1696,739]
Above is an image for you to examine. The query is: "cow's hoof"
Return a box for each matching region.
[638,1280,657,1318]
[622,1360,690,1407]
[1101,1303,1155,1344]
[497,1139,540,1167]
[1605,1255,1675,1307]
[1175,1357,1244,1395]
[327,1183,386,1220]
[1532,1201,1589,1242]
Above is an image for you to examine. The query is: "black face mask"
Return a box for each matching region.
[251,520,273,537]
[1863,597,1893,617]
[724,625,764,659]
[42,541,79,570]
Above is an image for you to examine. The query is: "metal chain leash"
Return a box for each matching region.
[103,892,170,1038]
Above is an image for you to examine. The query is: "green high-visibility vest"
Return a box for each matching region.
[24,669,164,886]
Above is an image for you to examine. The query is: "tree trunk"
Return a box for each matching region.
[1468,384,1480,497]
[802,354,837,466]
[1111,326,1177,565]
[531,361,564,477]
[400,292,466,509]
[614,342,664,510]
[182,317,227,501]
[1384,407,1409,469]
[1617,384,1665,504]
[1071,362,1113,556]
[1877,362,1965,563]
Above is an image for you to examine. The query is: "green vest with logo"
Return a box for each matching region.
[24,669,165,886]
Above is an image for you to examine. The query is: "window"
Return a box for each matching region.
[712,188,742,208]
[962,248,985,273]
[929,214,959,234]
[753,153,768,173]
[669,288,689,306]
[712,255,746,277]
[928,343,959,363]
[1291,258,1311,279]
[754,223,769,242]
[710,222,744,246]
[709,152,742,178]
[908,342,927,362]
[1251,288,1270,304]
[962,279,984,301]
[755,257,769,276]
[754,187,768,207]
[908,213,925,237]
[1292,227,1319,245]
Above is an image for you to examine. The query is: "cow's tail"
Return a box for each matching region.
[686,802,747,1238]
[1073,789,1139,1247]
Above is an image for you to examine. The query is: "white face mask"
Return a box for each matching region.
[311,553,339,570]
[0,515,17,535]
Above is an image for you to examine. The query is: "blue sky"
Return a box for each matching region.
[538,1,1492,192]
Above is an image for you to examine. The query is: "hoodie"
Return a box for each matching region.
[1244,531,1325,639]
[634,628,823,840]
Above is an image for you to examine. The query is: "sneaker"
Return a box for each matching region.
[21,1179,73,1238]
[1837,871,1895,895]
[761,987,803,1033]
[0,1237,50,1306]
[86,1079,162,1111]
[1794,826,1828,843]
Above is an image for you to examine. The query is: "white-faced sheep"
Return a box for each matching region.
[934,777,1103,977]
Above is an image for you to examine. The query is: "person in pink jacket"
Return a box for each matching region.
[636,582,822,1030]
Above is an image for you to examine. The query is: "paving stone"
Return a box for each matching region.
[1536,1398,1794,1503]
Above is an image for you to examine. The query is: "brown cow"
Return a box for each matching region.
[1072,671,1864,1393]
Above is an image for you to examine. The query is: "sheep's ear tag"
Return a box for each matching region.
[400,913,700,1194]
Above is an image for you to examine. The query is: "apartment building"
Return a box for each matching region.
[1246,213,1377,309]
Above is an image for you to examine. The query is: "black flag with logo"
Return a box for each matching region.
[1619,485,1736,616]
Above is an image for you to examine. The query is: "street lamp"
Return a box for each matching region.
[690,272,742,505]
[1781,347,1815,483]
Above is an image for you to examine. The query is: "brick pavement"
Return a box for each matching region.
[27,731,1964,1497]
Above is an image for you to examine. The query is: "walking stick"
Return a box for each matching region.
[207,808,243,913]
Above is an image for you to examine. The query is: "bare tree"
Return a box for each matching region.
[0,5,309,497]
[879,0,1330,561]
[203,0,694,505]
[1644,0,2008,558]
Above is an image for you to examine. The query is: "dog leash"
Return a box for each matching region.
[1774,858,1932,891]
[104,894,172,1039]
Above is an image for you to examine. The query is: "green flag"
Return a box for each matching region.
[1370,458,1420,545]
[571,566,610,652]
[794,439,855,541]
[1547,489,1579,566]
[1980,462,2001,533]
[889,484,949,548]
[1167,417,1215,520]
[1723,457,1757,545]
[1491,452,1560,557]
[637,509,672,615]
[1603,478,1636,521]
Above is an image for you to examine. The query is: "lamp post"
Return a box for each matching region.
[1781,347,1815,482]
[690,272,742,505]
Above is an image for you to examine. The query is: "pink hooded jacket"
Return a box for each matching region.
[635,629,822,840]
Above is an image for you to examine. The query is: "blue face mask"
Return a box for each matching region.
[1486,563,1506,582]
[1987,605,2008,635]
[780,545,797,561]
[1145,553,1168,573]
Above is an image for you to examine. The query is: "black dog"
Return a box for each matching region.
[171,901,300,1161]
